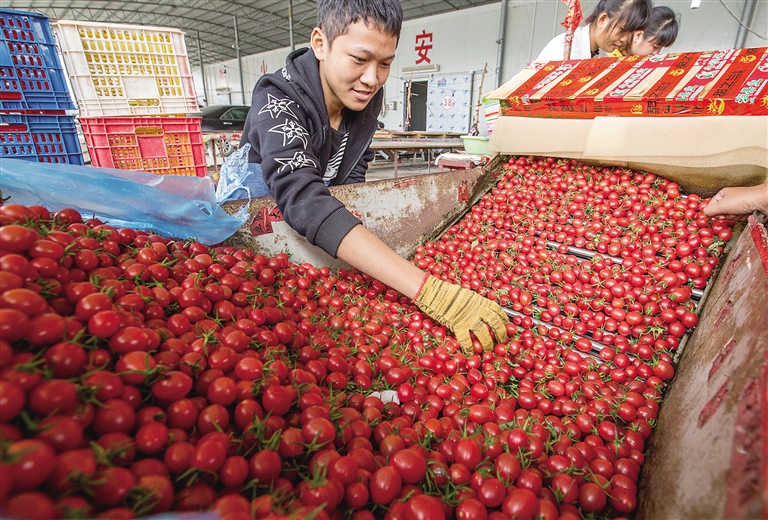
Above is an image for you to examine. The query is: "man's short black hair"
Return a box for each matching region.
[317,0,403,46]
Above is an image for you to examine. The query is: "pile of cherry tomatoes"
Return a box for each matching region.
[0,156,734,520]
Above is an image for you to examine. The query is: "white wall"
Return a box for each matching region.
[380,3,502,132]
[666,0,767,51]
[193,44,309,106]
[192,0,767,130]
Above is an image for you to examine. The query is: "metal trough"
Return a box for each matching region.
[637,216,767,520]
[222,157,502,268]
[222,158,767,519]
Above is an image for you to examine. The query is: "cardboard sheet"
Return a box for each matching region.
[488,115,768,197]
[488,117,593,156]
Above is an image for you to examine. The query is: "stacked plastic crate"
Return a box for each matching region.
[53,20,206,177]
[0,9,84,165]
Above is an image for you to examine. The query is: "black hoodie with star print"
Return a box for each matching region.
[240,47,383,258]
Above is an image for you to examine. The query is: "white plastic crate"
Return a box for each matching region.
[52,20,198,116]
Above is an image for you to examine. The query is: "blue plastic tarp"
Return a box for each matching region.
[0,159,248,245]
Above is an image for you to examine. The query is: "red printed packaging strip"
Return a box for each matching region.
[512,57,644,117]
[577,56,644,97]
[601,55,672,103]
[501,47,768,118]
[504,64,567,115]
[694,47,765,116]
[671,49,740,104]
[604,53,711,116]
[640,52,702,114]
[570,56,644,113]
[521,61,582,103]
[734,49,768,115]
[539,59,615,102]
[708,48,764,99]
[658,48,759,116]
[612,53,685,101]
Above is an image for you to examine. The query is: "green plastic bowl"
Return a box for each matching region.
[461,135,491,155]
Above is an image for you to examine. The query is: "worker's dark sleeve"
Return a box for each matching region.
[245,85,361,257]
[346,145,375,185]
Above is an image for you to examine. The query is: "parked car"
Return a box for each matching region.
[196,105,249,131]
[192,105,250,157]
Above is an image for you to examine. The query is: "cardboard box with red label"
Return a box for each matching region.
[501,47,768,119]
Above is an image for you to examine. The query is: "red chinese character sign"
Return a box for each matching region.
[415,30,433,64]
[561,0,583,60]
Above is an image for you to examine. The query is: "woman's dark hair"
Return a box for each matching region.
[645,6,679,48]
[585,0,653,34]
[317,0,403,47]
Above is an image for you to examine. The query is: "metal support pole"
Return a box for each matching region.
[551,0,559,39]
[495,0,508,88]
[468,70,476,132]
[234,16,246,104]
[528,1,537,63]
[196,30,208,107]
[288,0,295,51]
[734,0,757,48]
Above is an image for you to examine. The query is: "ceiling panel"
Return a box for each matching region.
[9,0,499,65]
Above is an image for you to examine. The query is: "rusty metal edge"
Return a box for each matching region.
[415,154,507,248]
[748,213,768,283]
[747,213,768,520]
[670,218,748,365]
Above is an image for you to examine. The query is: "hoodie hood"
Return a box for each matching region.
[237,46,383,257]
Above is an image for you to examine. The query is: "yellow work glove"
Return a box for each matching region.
[413,275,509,355]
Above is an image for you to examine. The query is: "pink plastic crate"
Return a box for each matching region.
[79,116,207,177]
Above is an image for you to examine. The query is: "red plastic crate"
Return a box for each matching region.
[79,116,207,177]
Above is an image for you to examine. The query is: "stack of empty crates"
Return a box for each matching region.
[53,19,206,177]
[0,9,83,165]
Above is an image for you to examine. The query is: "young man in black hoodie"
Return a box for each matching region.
[238,0,508,355]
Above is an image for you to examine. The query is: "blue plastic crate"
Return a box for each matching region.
[0,9,77,111]
[0,112,83,165]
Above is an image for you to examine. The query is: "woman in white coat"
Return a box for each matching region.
[535,0,653,62]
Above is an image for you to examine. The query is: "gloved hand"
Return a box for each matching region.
[413,275,509,355]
